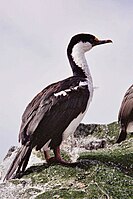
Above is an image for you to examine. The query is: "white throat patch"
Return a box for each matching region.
[72,42,92,63]
[71,41,92,79]
[72,41,92,54]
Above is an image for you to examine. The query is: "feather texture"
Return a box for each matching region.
[117,85,133,143]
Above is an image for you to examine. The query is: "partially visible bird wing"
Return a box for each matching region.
[19,83,56,143]
[118,85,133,124]
[19,77,90,147]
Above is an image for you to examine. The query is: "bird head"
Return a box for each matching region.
[67,33,112,53]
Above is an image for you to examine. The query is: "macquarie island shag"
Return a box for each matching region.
[4,33,112,180]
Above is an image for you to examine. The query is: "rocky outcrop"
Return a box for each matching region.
[0,122,132,199]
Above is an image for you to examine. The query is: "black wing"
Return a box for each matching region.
[19,82,57,143]
[19,76,90,149]
[118,85,133,125]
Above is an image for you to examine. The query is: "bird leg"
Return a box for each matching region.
[116,129,127,143]
[43,147,78,167]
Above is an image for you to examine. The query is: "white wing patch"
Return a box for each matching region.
[54,90,68,97]
[79,81,88,86]
[54,81,88,97]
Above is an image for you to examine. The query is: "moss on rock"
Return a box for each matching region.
[1,122,133,199]
[79,138,133,176]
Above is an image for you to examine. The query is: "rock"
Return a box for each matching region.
[0,148,44,182]
[0,122,132,199]
[3,146,18,161]
[84,139,106,150]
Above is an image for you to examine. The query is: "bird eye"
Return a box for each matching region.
[89,36,98,44]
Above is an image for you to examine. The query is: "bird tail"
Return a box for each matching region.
[4,145,32,181]
[116,128,127,143]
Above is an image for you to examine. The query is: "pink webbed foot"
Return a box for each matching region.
[43,147,78,167]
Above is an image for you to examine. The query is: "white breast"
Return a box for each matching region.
[62,82,93,140]
[62,112,85,140]
[127,121,133,133]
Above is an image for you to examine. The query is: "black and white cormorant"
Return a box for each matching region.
[116,84,133,143]
[4,33,112,180]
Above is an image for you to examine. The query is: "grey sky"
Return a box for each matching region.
[0,0,133,161]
